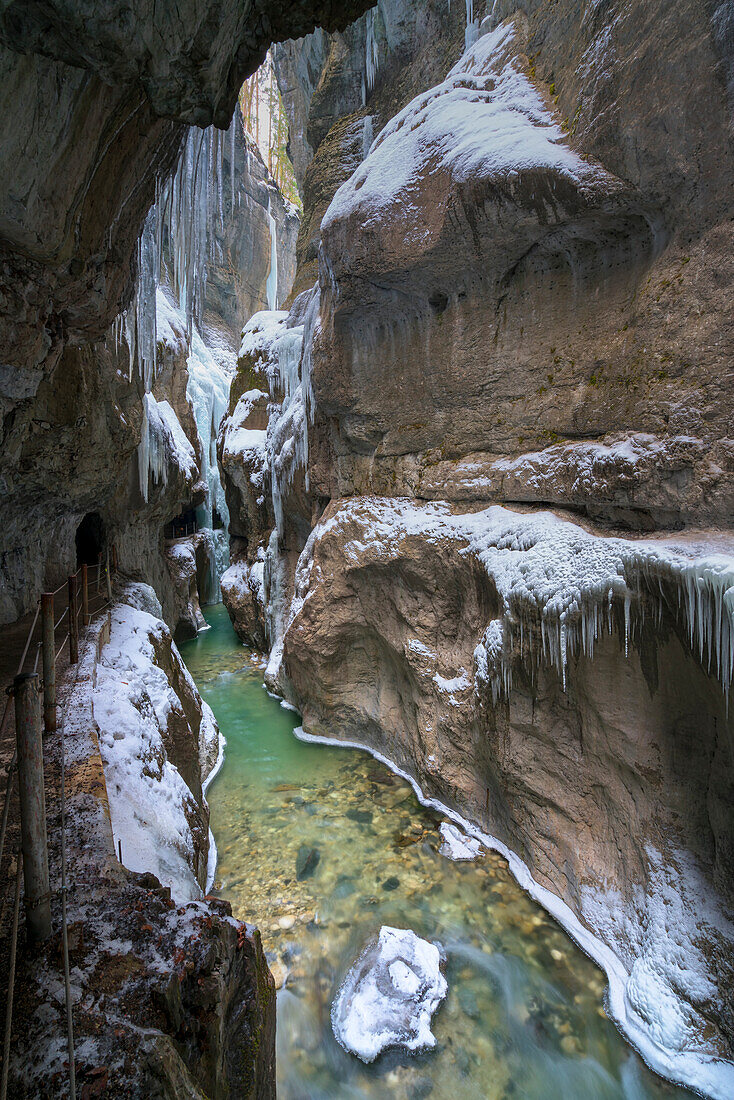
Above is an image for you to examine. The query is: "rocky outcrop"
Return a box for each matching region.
[8,592,275,1098]
[221,558,268,650]
[205,128,299,343]
[279,497,734,1096]
[214,5,734,1092]
[305,4,734,530]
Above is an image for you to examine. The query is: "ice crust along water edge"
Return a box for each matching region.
[290,723,734,1100]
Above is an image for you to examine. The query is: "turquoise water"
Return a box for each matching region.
[182,605,691,1100]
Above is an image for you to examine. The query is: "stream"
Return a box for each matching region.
[181,605,691,1100]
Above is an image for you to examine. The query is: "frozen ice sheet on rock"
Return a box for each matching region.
[439,822,483,861]
[332,926,447,1062]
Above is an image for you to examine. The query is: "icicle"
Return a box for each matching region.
[464,0,479,51]
[266,196,279,311]
[230,111,237,211]
[365,8,379,93]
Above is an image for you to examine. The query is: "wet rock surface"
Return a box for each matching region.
[280,497,734,1092]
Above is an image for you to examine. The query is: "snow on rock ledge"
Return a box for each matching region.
[93,583,222,903]
[320,15,643,288]
[294,496,734,702]
[331,927,447,1063]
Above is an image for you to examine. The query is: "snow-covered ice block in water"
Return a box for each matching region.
[439,822,483,861]
[331,926,447,1062]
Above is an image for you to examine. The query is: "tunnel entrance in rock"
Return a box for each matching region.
[75,512,106,566]
[163,508,198,540]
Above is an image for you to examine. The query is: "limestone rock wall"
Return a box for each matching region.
[305,0,734,531]
[0,120,298,633]
[279,498,734,1096]
[204,127,299,344]
[0,0,371,624]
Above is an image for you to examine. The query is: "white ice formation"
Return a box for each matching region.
[265,195,279,311]
[439,821,483,861]
[137,391,198,503]
[294,497,734,704]
[93,586,221,903]
[238,293,318,539]
[331,926,447,1062]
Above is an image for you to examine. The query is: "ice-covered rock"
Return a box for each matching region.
[331,926,447,1062]
[93,587,222,903]
[439,822,483,861]
[282,495,734,1094]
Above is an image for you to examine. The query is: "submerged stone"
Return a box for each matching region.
[331,926,447,1063]
[296,845,320,880]
[346,808,373,824]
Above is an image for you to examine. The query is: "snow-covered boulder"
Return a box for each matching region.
[220,556,268,649]
[93,585,223,903]
[331,926,447,1062]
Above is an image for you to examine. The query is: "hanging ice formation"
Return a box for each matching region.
[137,389,198,503]
[365,9,382,92]
[186,318,232,537]
[127,112,238,580]
[266,196,279,311]
[122,113,237,393]
[464,0,480,51]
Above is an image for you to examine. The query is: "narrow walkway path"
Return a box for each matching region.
[0,573,114,1094]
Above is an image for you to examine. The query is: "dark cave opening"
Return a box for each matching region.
[75,511,106,566]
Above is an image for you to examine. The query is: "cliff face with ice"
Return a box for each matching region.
[0,113,298,633]
[0,0,372,626]
[215,1,734,1094]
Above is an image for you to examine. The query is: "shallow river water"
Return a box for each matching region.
[182,605,691,1100]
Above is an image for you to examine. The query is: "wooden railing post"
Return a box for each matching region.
[97,553,102,596]
[40,594,56,734]
[68,575,78,665]
[81,563,89,627]
[105,548,112,603]
[12,673,51,942]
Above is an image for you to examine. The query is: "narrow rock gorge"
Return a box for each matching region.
[1,0,733,1097]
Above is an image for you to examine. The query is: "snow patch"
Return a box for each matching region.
[324,21,607,232]
[93,595,219,904]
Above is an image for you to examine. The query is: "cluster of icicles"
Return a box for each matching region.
[259,290,320,538]
[111,113,240,392]
[475,553,734,709]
